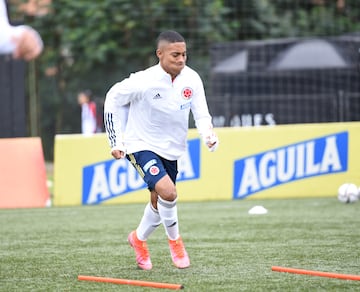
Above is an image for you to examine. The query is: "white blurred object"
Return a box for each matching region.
[248,205,268,215]
[337,183,359,203]
[45,198,52,207]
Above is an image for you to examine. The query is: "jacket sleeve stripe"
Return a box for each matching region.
[104,112,116,148]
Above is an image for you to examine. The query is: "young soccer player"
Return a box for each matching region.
[104,30,219,270]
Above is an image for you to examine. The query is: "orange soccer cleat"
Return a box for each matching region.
[128,231,152,270]
[168,236,190,269]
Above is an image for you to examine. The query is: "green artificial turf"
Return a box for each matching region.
[1,198,360,291]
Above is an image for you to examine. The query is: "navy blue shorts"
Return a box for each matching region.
[126,151,178,191]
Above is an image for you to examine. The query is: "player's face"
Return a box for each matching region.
[157,42,187,79]
[77,93,84,105]
[77,93,88,105]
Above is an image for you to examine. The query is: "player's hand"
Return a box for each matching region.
[111,149,126,159]
[12,27,43,61]
[111,144,126,159]
[205,132,219,152]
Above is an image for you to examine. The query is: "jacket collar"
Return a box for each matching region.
[155,63,184,82]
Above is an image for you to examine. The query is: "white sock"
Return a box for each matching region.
[157,196,179,241]
[136,202,161,241]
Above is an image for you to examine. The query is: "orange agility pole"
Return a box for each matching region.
[272,266,360,281]
[78,275,184,290]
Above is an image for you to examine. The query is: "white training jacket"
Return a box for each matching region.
[104,63,214,161]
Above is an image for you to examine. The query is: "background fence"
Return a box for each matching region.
[208,35,360,127]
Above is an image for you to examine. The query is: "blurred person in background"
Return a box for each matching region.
[77,90,97,135]
[104,30,219,270]
[0,0,43,61]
